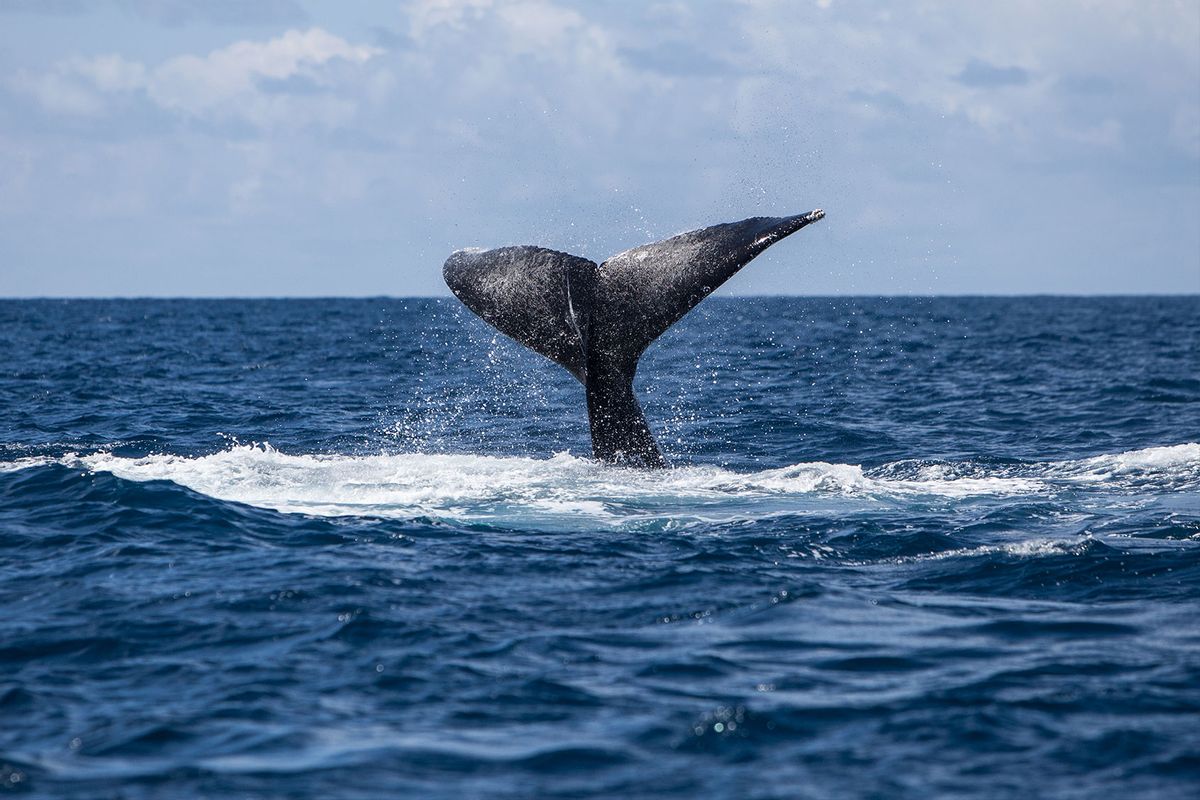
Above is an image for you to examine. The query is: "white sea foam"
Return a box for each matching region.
[897,537,1093,564]
[36,441,1192,528]
[74,445,1038,523]
[1063,443,1200,481]
[0,456,57,473]
[1,442,1192,528]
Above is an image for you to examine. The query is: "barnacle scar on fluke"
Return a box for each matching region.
[444,210,825,467]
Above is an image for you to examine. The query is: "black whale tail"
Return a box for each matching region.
[443,209,825,467]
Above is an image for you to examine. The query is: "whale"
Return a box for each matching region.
[444,209,825,468]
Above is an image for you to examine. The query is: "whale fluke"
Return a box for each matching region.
[444,210,824,467]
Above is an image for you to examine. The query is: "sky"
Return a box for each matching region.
[1,0,1198,297]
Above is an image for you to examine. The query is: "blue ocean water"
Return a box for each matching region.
[1,295,1198,799]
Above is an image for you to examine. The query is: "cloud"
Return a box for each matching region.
[1061,118,1123,149]
[1170,104,1200,158]
[1,0,1197,295]
[118,0,307,27]
[13,28,381,128]
[0,0,306,26]
[147,28,380,121]
[0,0,88,15]
[618,42,734,77]
[493,0,587,51]
[956,58,1030,88]
[389,0,659,159]
[408,0,496,37]
[10,69,107,115]
[1058,74,1113,95]
[76,54,148,92]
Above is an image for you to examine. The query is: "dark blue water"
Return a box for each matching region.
[1,296,1198,799]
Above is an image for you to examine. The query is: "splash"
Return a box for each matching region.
[37,442,1195,529]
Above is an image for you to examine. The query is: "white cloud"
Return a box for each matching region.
[1062,118,1123,151]
[1170,104,1200,158]
[2,1,1196,295]
[151,28,378,113]
[75,54,146,92]
[494,1,583,49]
[11,69,106,115]
[14,27,381,128]
[730,0,1197,158]
[408,0,495,37]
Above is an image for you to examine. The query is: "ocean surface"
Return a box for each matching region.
[1,295,1198,799]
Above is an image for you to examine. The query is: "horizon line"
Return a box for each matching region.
[1,292,1197,301]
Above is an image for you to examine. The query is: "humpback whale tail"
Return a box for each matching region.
[444,210,825,467]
